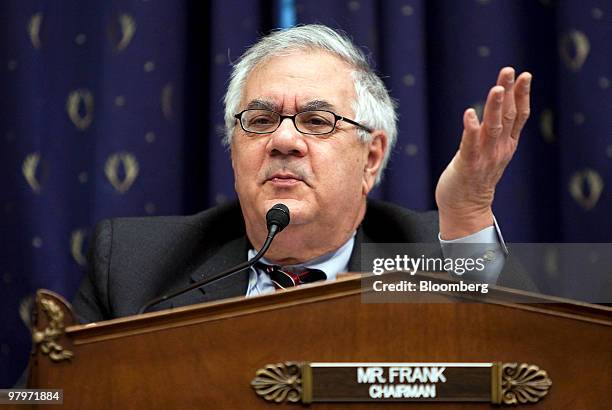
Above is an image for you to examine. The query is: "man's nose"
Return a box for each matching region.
[266,117,308,157]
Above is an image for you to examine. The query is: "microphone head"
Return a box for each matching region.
[266,203,290,232]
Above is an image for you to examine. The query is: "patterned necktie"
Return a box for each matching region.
[255,262,327,289]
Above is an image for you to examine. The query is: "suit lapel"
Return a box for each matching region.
[348,225,403,273]
[348,226,382,273]
[168,236,250,308]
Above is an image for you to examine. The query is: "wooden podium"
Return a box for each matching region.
[25,272,611,409]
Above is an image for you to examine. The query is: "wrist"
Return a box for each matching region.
[438,206,494,240]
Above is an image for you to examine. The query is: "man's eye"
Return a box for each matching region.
[308,117,331,125]
[301,115,332,126]
[248,116,275,126]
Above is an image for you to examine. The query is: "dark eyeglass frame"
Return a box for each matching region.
[234,109,373,136]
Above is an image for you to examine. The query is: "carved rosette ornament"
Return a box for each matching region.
[32,294,74,362]
[250,362,303,403]
[501,363,552,405]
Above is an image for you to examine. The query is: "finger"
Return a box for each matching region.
[496,67,517,139]
[481,85,505,147]
[511,72,532,140]
[459,108,481,160]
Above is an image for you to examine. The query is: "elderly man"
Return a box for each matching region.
[74,25,533,322]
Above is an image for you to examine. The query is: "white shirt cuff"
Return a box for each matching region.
[438,216,507,284]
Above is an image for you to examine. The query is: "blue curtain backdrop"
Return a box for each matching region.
[1,0,610,386]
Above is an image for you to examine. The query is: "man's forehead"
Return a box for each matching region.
[240,51,355,112]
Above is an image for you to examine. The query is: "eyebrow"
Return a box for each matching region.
[245,99,279,111]
[299,100,337,112]
[243,99,338,113]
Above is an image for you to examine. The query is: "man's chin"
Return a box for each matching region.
[262,198,313,225]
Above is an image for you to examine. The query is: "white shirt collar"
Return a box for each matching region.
[247,232,356,281]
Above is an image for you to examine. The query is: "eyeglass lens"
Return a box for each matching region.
[241,110,336,134]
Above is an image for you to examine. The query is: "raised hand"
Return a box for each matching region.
[435,67,532,240]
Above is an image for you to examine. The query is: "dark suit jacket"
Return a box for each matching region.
[73,200,536,323]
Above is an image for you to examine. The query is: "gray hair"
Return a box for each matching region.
[223,24,397,183]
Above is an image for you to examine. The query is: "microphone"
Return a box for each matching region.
[138,203,290,314]
[266,203,290,238]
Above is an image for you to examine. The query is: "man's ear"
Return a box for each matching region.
[362,130,388,195]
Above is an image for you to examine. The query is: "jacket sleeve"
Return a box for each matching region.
[72,219,113,323]
[497,254,539,292]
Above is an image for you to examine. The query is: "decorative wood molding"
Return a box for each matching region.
[250,362,303,403]
[501,363,553,405]
[32,290,74,362]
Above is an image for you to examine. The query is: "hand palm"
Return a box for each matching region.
[435,68,531,238]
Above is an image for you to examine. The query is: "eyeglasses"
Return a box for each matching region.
[234,109,373,136]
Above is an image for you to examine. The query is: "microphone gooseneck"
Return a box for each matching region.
[138,203,290,314]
